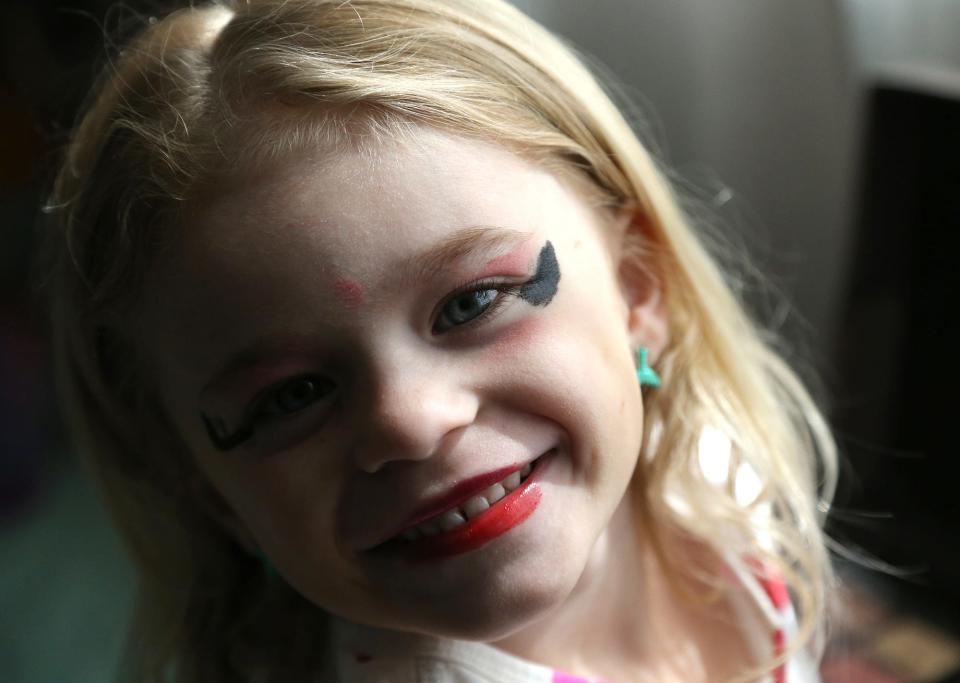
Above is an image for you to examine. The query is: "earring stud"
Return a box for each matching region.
[636,347,661,387]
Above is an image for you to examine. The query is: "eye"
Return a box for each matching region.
[433,287,500,333]
[257,375,336,418]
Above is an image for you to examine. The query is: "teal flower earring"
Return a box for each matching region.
[636,347,661,387]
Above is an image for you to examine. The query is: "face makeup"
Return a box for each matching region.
[144,127,651,642]
[202,411,254,451]
[382,453,552,563]
[518,241,560,306]
[334,278,366,310]
[200,373,335,451]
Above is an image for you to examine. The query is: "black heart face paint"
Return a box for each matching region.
[202,412,254,451]
[519,241,560,306]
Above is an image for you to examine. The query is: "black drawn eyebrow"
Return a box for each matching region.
[518,241,560,306]
[201,411,255,452]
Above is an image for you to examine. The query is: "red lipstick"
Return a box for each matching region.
[398,456,548,563]
[400,465,520,533]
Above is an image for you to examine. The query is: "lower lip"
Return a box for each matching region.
[398,454,550,564]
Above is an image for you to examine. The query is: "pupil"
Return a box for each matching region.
[451,290,493,322]
[279,379,316,412]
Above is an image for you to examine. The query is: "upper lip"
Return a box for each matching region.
[362,461,531,551]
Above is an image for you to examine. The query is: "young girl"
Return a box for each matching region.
[45,1,837,681]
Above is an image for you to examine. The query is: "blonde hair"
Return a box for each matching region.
[45,1,836,681]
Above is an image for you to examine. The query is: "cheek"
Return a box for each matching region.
[486,313,544,357]
[211,451,342,550]
[482,299,634,422]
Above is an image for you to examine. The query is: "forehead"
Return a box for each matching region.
[137,128,609,364]
[185,128,559,274]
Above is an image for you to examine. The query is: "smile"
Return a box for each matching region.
[376,451,553,563]
[399,462,535,540]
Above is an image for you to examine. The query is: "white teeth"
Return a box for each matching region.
[400,462,538,541]
[439,510,467,531]
[502,471,522,491]
[483,482,507,504]
[462,494,490,519]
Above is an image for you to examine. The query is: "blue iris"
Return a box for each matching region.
[436,288,498,331]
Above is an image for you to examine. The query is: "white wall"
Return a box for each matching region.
[842,0,960,77]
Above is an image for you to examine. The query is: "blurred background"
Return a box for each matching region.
[1,0,957,681]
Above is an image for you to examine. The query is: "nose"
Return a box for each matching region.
[350,358,479,474]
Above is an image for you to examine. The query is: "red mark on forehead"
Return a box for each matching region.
[334,279,366,310]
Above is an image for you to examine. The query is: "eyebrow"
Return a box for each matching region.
[200,226,533,400]
[405,225,532,285]
[199,337,319,401]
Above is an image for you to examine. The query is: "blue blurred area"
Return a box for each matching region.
[0,315,46,522]
[0,2,138,678]
[0,463,134,682]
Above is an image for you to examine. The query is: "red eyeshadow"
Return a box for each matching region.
[481,239,536,276]
[488,315,542,355]
[204,357,313,404]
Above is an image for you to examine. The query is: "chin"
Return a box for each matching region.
[408,549,588,642]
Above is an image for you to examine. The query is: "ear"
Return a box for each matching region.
[615,207,669,362]
[188,476,260,555]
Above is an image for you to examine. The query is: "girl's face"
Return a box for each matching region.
[139,126,666,639]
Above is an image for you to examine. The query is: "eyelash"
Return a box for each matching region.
[204,375,333,452]
[250,375,334,419]
[432,278,521,335]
